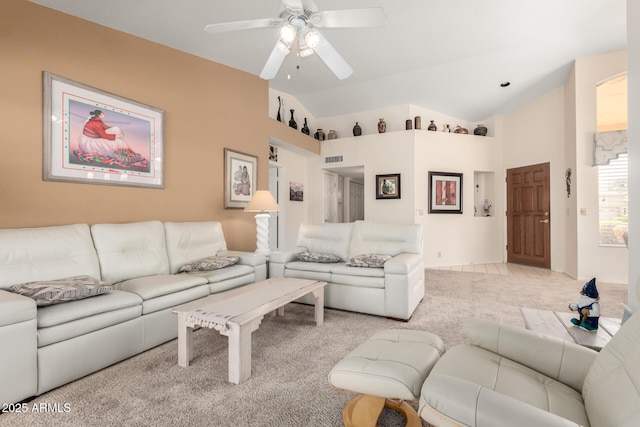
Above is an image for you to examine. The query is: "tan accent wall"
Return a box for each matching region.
[0,0,276,251]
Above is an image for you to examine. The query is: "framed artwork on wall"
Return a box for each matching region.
[42,72,164,189]
[375,173,401,199]
[290,182,303,201]
[429,171,463,213]
[224,148,257,208]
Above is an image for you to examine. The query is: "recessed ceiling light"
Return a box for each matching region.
[500,81,511,88]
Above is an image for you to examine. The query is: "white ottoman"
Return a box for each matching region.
[329,329,445,427]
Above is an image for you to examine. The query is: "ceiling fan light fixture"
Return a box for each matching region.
[276,40,292,54]
[280,23,297,43]
[299,47,314,57]
[303,28,320,48]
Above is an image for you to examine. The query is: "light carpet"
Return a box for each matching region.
[0,270,627,427]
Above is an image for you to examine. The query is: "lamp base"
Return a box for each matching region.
[254,213,271,255]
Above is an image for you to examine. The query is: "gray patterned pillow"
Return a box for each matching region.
[9,275,113,306]
[346,254,392,268]
[298,251,342,263]
[179,256,240,273]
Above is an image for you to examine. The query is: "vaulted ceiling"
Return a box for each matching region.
[29,0,627,122]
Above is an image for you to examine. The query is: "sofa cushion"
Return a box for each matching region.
[297,223,354,262]
[114,274,208,301]
[91,221,170,284]
[189,264,255,284]
[9,275,113,306]
[37,290,142,328]
[37,291,143,347]
[346,253,392,268]
[178,256,239,273]
[349,221,422,259]
[0,223,101,291]
[298,251,342,263]
[164,221,229,274]
[285,261,339,273]
[331,264,386,278]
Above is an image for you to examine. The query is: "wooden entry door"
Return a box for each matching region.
[506,163,551,268]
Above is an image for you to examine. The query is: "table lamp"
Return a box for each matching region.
[244,190,280,254]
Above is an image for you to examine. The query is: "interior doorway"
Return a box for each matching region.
[268,165,281,252]
[506,163,551,268]
[323,166,364,223]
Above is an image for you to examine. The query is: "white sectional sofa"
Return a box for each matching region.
[0,220,265,406]
[269,221,424,320]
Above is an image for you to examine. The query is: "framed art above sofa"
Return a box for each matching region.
[42,72,164,189]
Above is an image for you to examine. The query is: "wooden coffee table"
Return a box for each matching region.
[172,278,326,384]
[520,307,621,351]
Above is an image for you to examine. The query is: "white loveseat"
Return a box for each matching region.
[0,220,266,406]
[268,221,424,320]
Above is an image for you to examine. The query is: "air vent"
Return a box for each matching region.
[324,155,344,164]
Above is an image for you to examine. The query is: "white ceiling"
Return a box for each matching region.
[28,0,627,122]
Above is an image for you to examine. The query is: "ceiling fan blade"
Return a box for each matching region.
[204,18,283,33]
[282,0,304,13]
[310,8,386,28]
[313,32,353,80]
[260,42,289,80]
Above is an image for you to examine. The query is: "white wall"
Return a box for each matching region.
[415,131,504,267]
[572,50,628,284]
[627,0,640,309]
[503,88,567,273]
[316,130,416,223]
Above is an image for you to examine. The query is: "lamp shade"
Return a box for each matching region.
[244,190,280,212]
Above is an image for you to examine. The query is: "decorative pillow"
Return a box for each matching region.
[179,256,240,273]
[298,251,342,263]
[9,275,113,306]
[346,254,392,268]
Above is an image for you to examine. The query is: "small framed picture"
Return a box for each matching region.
[429,171,463,214]
[375,173,401,199]
[224,148,257,209]
[290,182,304,201]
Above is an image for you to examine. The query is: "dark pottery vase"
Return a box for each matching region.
[428,120,437,131]
[301,118,310,135]
[353,122,362,136]
[453,125,468,134]
[378,118,386,133]
[289,109,297,129]
[414,116,422,130]
[328,130,337,140]
[405,119,412,130]
[474,124,488,136]
[276,96,282,122]
[314,128,326,141]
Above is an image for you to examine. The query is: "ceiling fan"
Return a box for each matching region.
[204,0,385,80]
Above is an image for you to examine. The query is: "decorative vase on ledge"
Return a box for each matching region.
[405,119,412,130]
[474,124,488,136]
[328,130,337,140]
[289,109,297,130]
[428,120,437,131]
[414,116,421,130]
[314,128,326,141]
[378,118,386,133]
[353,122,362,136]
[301,118,310,135]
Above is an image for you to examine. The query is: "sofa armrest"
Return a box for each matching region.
[463,318,597,392]
[384,252,423,274]
[420,374,581,427]
[269,248,305,264]
[0,289,37,327]
[218,250,266,267]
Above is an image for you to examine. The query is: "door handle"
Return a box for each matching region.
[539,219,549,224]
